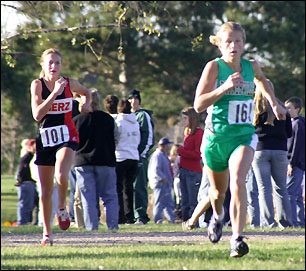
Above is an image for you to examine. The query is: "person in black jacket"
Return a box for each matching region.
[285,96,305,228]
[15,139,37,225]
[73,89,119,231]
[251,81,293,228]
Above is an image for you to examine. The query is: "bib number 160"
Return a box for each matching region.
[40,125,69,147]
[228,100,254,125]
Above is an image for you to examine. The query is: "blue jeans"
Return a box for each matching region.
[179,168,201,221]
[68,167,77,222]
[17,181,36,225]
[153,182,175,223]
[287,167,305,227]
[246,166,260,227]
[252,150,292,228]
[75,165,119,230]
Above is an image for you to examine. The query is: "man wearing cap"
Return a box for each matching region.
[148,137,176,224]
[128,89,155,225]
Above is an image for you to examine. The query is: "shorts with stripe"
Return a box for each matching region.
[34,140,78,166]
[202,131,258,172]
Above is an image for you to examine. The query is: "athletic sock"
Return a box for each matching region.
[231,234,242,244]
[213,207,224,222]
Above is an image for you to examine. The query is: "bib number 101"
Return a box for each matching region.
[228,100,254,125]
[40,125,69,147]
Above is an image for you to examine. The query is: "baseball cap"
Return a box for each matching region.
[26,139,35,146]
[128,89,141,105]
[158,137,173,146]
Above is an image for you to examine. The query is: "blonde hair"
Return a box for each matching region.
[181,107,200,135]
[209,22,246,47]
[40,48,62,78]
[253,80,276,126]
[169,144,180,160]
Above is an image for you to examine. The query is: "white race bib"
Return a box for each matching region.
[40,125,69,147]
[228,100,254,125]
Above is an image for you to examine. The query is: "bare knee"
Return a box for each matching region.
[209,187,226,201]
[41,187,54,200]
[230,178,246,194]
[55,173,68,186]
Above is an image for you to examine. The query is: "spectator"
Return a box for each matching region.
[128,89,155,225]
[148,137,176,224]
[74,89,119,231]
[285,96,305,228]
[104,94,119,145]
[104,94,119,119]
[252,81,293,228]
[169,144,182,221]
[69,93,82,226]
[245,166,260,228]
[115,99,140,224]
[178,107,204,223]
[15,139,37,225]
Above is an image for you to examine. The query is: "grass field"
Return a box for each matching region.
[1,175,305,270]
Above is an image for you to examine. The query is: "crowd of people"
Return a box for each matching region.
[14,22,304,258]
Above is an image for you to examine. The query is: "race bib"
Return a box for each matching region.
[228,100,254,125]
[40,125,69,147]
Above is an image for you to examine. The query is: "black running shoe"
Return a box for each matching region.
[208,217,223,243]
[230,236,249,257]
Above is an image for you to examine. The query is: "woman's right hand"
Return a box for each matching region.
[223,72,244,92]
[54,77,67,95]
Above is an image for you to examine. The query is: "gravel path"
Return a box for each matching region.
[1,230,305,247]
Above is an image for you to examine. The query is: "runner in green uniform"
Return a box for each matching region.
[192,22,286,257]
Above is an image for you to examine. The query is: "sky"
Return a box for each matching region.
[1,1,30,37]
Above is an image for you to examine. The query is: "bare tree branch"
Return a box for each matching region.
[1,23,127,43]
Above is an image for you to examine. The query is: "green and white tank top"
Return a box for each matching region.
[205,57,255,140]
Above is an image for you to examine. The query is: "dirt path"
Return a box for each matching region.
[1,230,305,247]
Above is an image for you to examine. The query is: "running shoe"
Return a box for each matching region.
[182,219,194,231]
[207,217,223,243]
[134,220,144,225]
[41,235,53,246]
[57,208,70,230]
[230,236,249,258]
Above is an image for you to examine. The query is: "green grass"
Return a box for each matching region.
[1,175,19,223]
[1,240,305,270]
[1,175,305,270]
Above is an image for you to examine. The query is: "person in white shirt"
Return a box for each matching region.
[115,99,141,224]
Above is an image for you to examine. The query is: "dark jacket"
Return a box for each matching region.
[287,116,305,170]
[255,112,292,151]
[135,108,155,158]
[73,111,116,167]
[16,152,35,183]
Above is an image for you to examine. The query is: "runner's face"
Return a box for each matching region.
[43,53,62,79]
[218,30,244,61]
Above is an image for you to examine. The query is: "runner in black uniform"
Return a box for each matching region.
[31,48,92,246]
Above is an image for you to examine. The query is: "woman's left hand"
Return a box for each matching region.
[272,103,286,120]
[80,103,92,113]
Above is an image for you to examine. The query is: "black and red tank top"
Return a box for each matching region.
[37,77,79,148]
